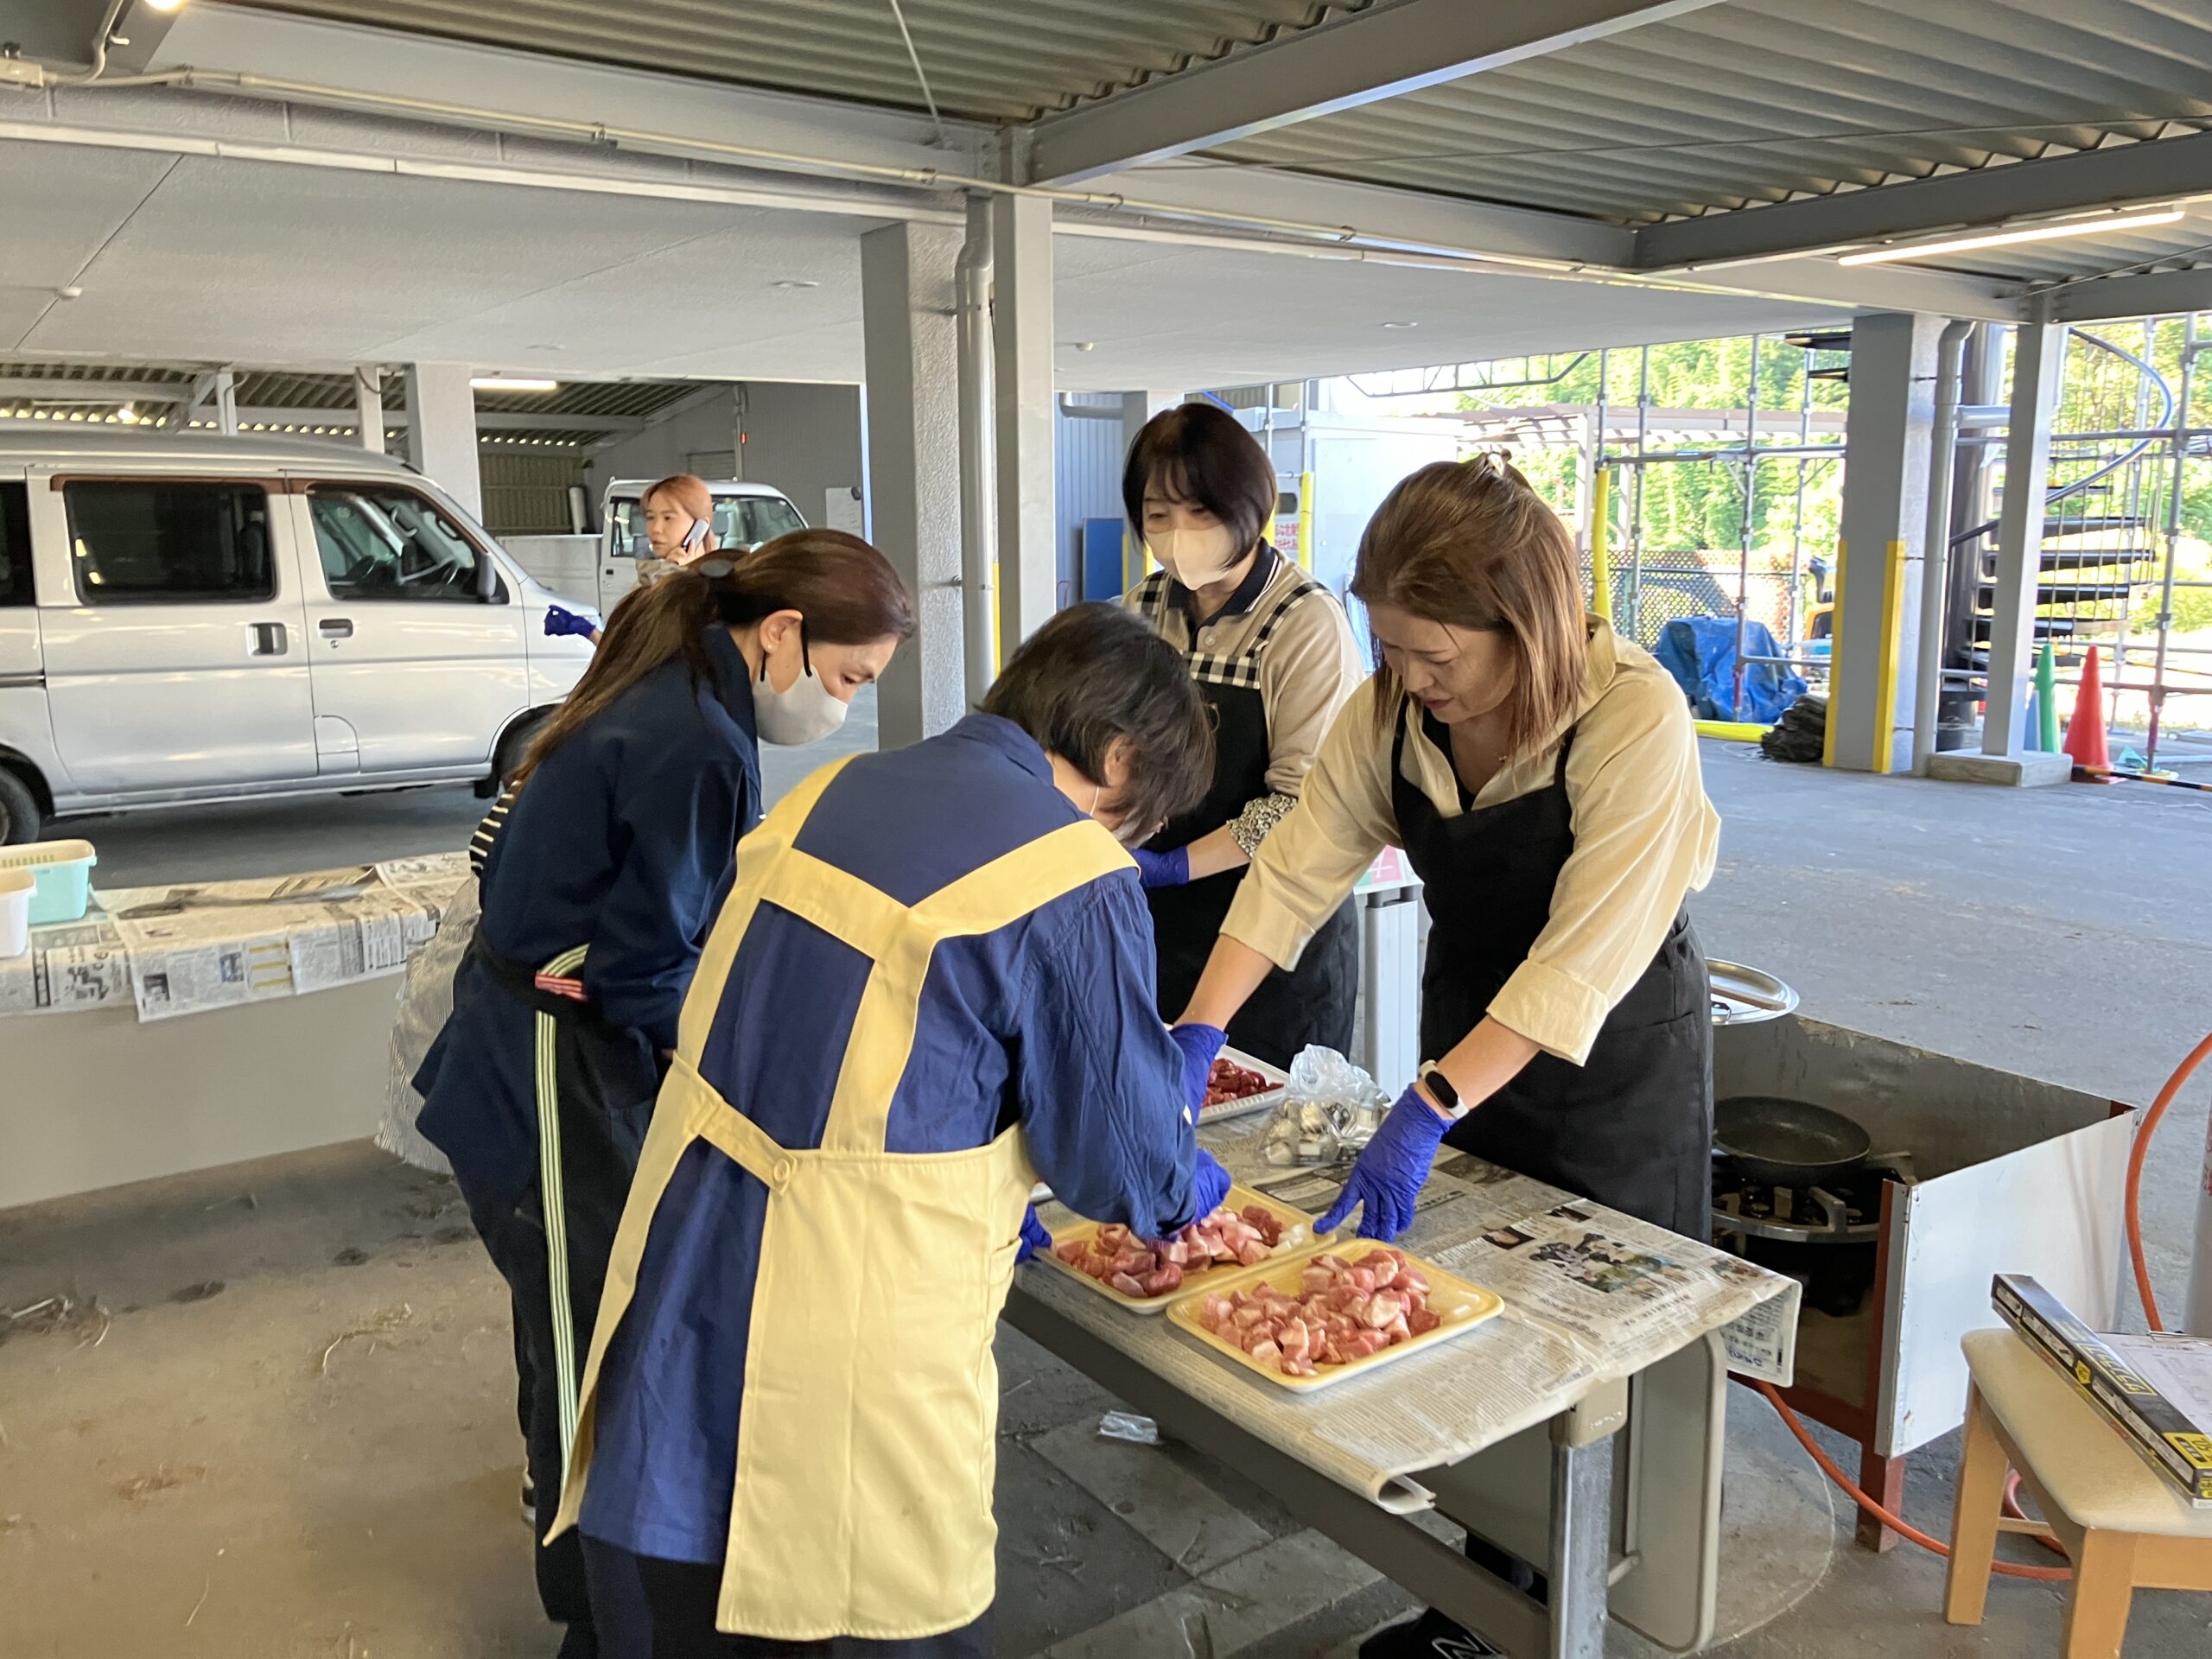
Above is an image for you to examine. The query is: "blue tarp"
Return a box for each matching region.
[1652,616,1807,723]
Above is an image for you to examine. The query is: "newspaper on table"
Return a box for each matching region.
[79,853,472,1021]
[1019,1122,1800,1510]
[0,913,134,1014]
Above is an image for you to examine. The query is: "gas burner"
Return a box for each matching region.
[1712,1153,1917,1243]
[1712,1155,1919,1318]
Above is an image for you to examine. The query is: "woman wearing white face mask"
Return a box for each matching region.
[1119,403,1365,1069]
[415,529,912,1659]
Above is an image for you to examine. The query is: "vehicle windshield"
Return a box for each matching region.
[609,493,804,557]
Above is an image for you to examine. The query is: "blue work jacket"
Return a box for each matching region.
[575,713,1195,1565]
[416,626,762,1216]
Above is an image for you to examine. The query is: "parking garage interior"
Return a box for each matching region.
[3,3,2211,1657]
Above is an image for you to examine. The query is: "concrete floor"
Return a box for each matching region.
[5,734,2209,1656]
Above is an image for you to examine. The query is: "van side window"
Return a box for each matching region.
[308,485,505,603]
[64,480,274,603]
[0,482,29,607]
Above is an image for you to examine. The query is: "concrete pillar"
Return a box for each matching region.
[404,363,483,519]
[861,219,966,748]
[353,367,385,455]
[213,369,238,437]
[1982,321,2064,758]
[992,192,1057,648]
[1827,313,1942,773]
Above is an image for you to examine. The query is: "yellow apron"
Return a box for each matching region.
[549,755,1133,1641]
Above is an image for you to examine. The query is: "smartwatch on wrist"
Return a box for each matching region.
[1417,1061,1470,1122]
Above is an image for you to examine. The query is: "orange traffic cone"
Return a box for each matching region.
[2061,645,2113,778]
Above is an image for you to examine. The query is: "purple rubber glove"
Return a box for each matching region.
[1166,1022,1228,1115]
[1016,1205,1052,1264]
[543,605,599,639]
[1131,845,1191,889]
[1314,1083,1450,1242]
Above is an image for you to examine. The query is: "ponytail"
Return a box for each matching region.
[514,528,913,782]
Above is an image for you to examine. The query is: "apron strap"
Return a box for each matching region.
[678,753,861,1059]
[820,819,1135,1153]
[534,942,590,1465]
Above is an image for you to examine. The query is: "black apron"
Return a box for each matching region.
[1140,557,1357,1070]
[1392,705,1712,1236]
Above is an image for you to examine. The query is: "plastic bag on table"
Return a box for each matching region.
[1262,1045,1389,1166]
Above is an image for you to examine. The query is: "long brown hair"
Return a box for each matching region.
[1351,455,1587,761]
[517,528,914,781]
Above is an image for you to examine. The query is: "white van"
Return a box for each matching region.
[0,430,595,843]
[594,478,805,613]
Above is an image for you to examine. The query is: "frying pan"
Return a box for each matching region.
[1713,1096,1871,1186]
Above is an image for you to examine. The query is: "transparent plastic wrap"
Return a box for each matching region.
[1262,1046,1390,1166]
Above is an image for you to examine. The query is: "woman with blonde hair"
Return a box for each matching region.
[545,474,722,642]
[1182,456,1719,1653]
[1185,453,1719,1235]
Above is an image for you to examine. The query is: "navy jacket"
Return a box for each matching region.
[416,627,762,1214]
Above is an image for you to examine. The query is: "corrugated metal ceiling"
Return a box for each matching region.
[213,0,2212,294]
[0,364,716,441]
[226,0,1346,122]
[1204,0,2212,228]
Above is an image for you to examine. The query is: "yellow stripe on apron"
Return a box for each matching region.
[550,793,1135,1643]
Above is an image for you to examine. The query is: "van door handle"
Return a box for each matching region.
[249,622,289,656]
[319,618,354,641]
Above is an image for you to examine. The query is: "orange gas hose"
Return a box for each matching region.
[2126,1028,2212,1334]
[1757,1381,2072,1581]
[1761,1028,2212,1584]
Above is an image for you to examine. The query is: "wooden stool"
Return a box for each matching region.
[1945,1327,2212,1656]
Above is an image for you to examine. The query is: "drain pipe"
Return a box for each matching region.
[1912,320,1974,774]
[956,194,997,706]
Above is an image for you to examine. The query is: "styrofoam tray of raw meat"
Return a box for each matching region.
[1196,1047,1289,1127]
[1037,1184,1326,1314]
[1168,1243,1504,1392]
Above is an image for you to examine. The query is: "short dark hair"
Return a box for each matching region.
[982,603,1213,839]
[1122,402,1278,556]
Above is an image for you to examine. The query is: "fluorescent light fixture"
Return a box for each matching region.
[1838,207,2184,267]
[1379,320,1419,329]
[470,375,560,392]
[144,0,188,11]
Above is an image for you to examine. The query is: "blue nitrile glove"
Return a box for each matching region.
[1017,1205,1052,1264]
[1131,845,1191,889]
[1314,1083,1450,1242]
[1167,1022,1229,1115]
[543,605,598,639]
[1168,1148,1235,1234]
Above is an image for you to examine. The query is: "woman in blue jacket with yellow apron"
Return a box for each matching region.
[416,532,914,1659]
[1181,458,1719,1659]
[548,604,1236,1657]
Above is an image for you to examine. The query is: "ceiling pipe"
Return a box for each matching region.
[1911,318,1974,775]
[955,193,997,707]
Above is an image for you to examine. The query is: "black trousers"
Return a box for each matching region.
[467,1160,637,1659]
[582,1540,994,1658]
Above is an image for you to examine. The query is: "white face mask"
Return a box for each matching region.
[753,627,849,747]
[1147,524,1244,590]
[1086,781,1149,849]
